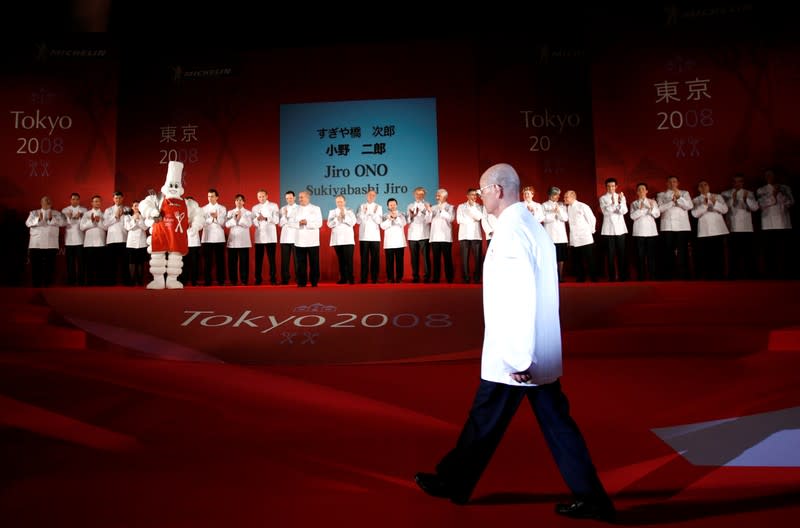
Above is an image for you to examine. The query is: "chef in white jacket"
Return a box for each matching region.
[103,191,130,285]
[415,163,615,520]
[456,188,484,283]
[26,195,64,287]
[80,195,108,286]
[380,197,407,283]
[430,188,455,283]
[61,192,87,285]
[542,186,569,281]
[757,169,794,279]
[294,191,323,287]
[252,189,280,285]
[201,189,227,286]
[721,173,759,279]
[629,182,660,281]
[691,180,729,280]
[406,187,432,283]
[278,191,299,285]
[564,190,597,282]
[225,194,253,285]
[657,176,692,279]
[124,201,149,286]
[357,190,382,283]
[327,194,357,284]
[598,178,628,281]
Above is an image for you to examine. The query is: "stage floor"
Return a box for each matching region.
[1,281,799,527]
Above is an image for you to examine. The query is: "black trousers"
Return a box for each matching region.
[384,247,404,282]
[106,242,129,285]
[435,379,610,504]
[460,239,483,282]
[227,247,249,285]
[65,245,84,285]
[694,235,727,280]
[761,229,792,279]
[634,236,657,281]
[127,247,148,286]
[727,232,757,279]
[660,231,690,280]
[254,242,277,284]
[333,244,355,283]
[29,248,57,287]
[84,246,106,286]
[408,239,430,282]
[431,242,454,283]
[571,244,596,282]
[602,234,627,281]
[203,242,226,285]
[359,240,380,282]
[295,245,320,287]
[280,243,295,284]
[179,246,200,286]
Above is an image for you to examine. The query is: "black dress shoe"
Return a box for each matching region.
[555,499,616,522]
[414,473,468,505]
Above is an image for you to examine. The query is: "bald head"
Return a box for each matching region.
[479,163,521,216]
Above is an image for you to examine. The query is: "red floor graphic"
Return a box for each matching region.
[1,282,799,527]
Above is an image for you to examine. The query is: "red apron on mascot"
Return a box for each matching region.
[151,197,189,254]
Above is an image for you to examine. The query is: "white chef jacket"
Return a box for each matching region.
[567,200,596,247]
[26,208,64,249]
[657,190,692,231]
[123,215,149,249]
[225,208,253,248]
[629,198,660,237]
[757,184,794,230]
[103,205,129,244]
[457,201,485,241]
[692,194,729,237]
[294,204,322,248]
[327,208,356,246]
[62,205,87,246]
[541,200,568,244]
[481,201,562,386]
[357,202,383,242]
[599,192,628,235]
[80,209,107,247]
[201,203,227,243]
[252,201,280,243]
[721,188,758,233]
[406,201,432,241]
[380,212,408,249]
[279,203,299,244]
[429,203,454,243]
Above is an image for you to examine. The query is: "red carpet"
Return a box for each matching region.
[1,282,799,527]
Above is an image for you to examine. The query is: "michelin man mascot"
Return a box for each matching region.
[139,161,203,289]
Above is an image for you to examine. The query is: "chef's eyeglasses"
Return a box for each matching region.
[476,183,501,197]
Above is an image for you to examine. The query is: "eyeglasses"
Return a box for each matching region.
[476,183,501,197]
